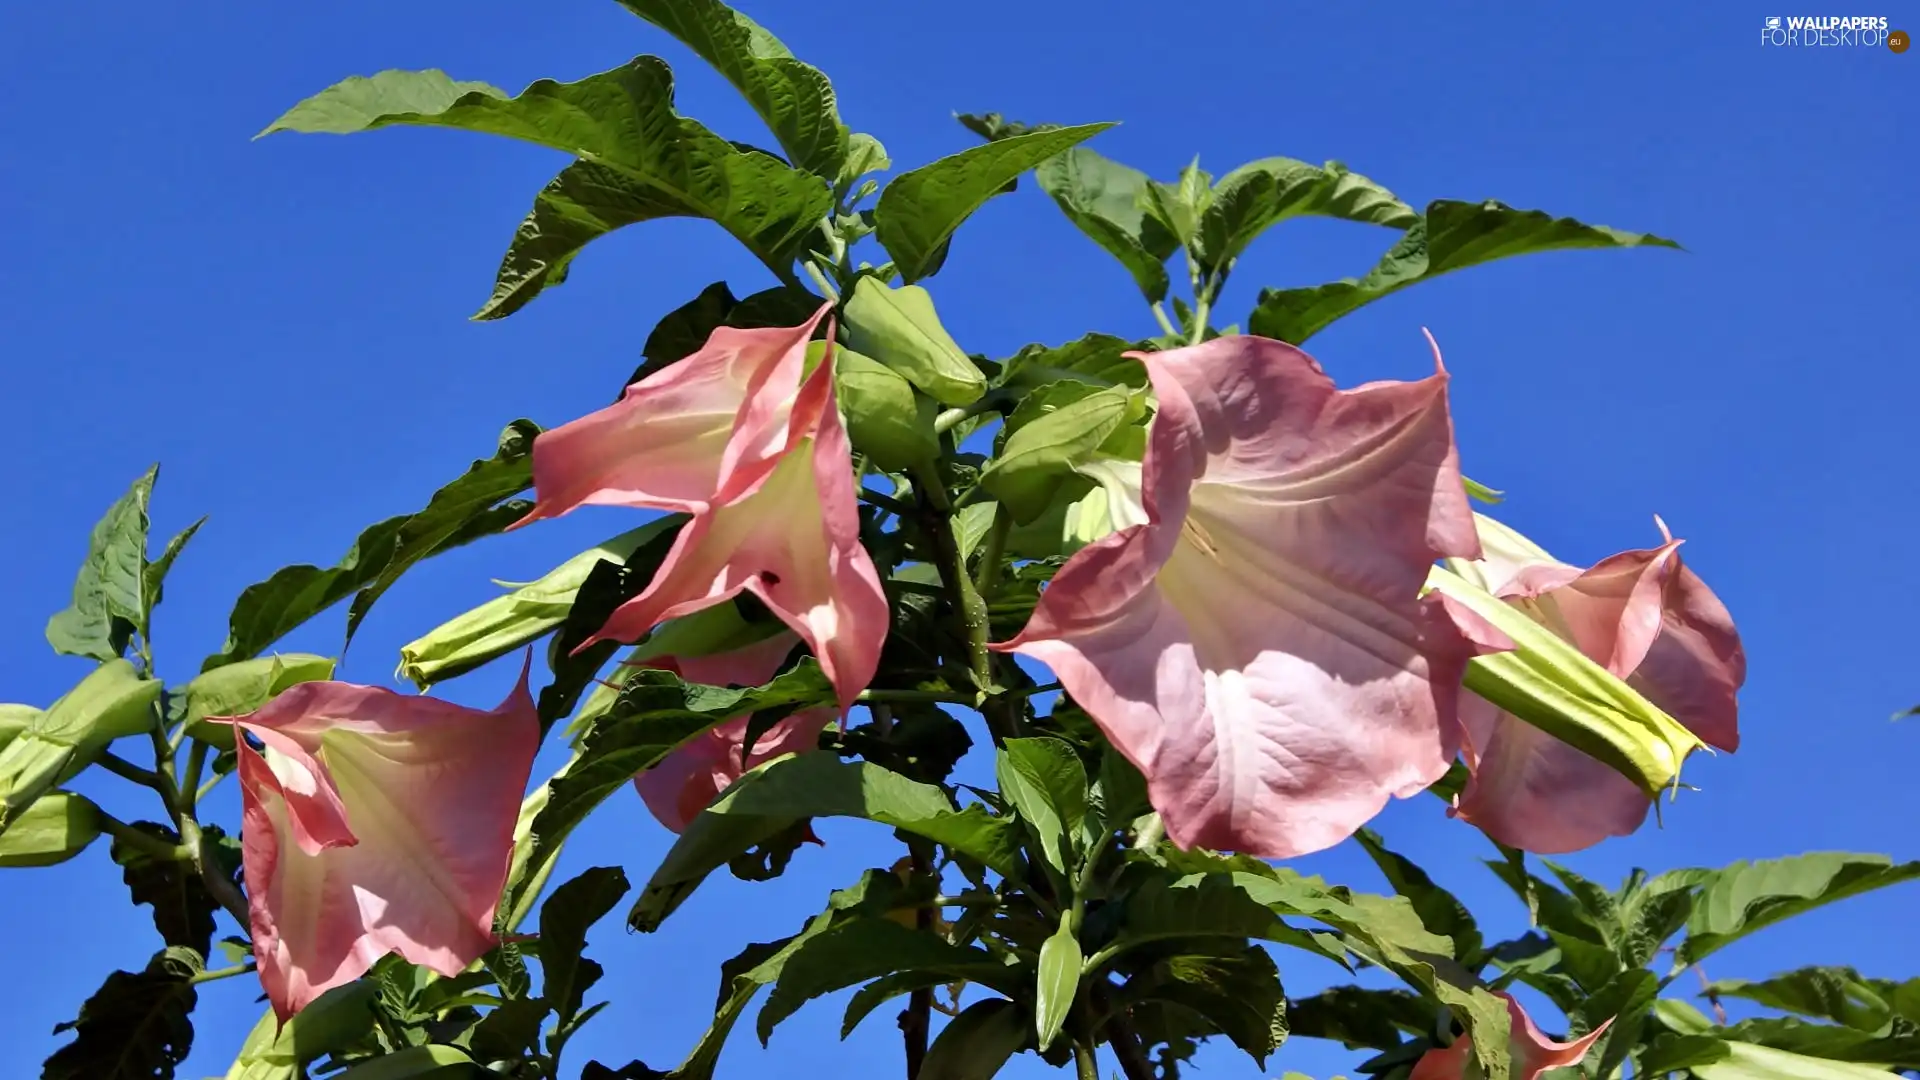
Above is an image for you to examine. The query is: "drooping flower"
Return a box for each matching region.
[995,332,1482,858]
[1410,992,1611,1080]
[1441,514,1745,853]
[219,666,539,1019]
[517,306,888,714]
[629,626,835,832]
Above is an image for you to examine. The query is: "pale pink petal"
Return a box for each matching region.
[1410,992,1610,1080]
[584,345,888,714]
[1448,521,1745,853]
[228,670,539,1019]
[516,306,829,525]
[997,333,1480,859]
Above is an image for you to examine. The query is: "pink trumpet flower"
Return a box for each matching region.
[1446,515,1745,853]
[217,665,538,1019]
[996,332,1482,859]
[517,305,887,714]
[630,628,835,832]
[1410,991,1612,1080]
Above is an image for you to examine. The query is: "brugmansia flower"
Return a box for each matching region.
[1440,515,1745,853]
[218,668,539,1018]
[629,626,834,832]
[996,332,1482,858]
[1410,992,1611,1080]
[518,306,887,713]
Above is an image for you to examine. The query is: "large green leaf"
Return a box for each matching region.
[995,333,1149,391]
[1717,1014,1920,1067]
[540,866,631,1033]
[201,421,538,672]
[1707,968,1895,1032]
[1123,945,1290,1068]
[611,0,849,177]
[1663,853,1920,964]
[633,753,1024,931]
[1692,1041,1904,1080]
[263,61,830,316]
[919,997,1028,1080]
[1032,147,1179,302]
[1285,985,1428,1052]
[875,123,1116,282]
[995,736,1088,875]
[1194,158,1414,277]
[333,1046,478,1079]
[0,660,161,829]
[1354,828,1483,968]
[516,662,837,930]
[0,791,102,868]
[755,917,1012,1043]
[42,946,201,1080]
[1247,199,1680,345]
[46,465,157,661]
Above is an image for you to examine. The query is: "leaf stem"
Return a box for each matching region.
[803,259,841,304]
[972,504,1011,599]
[96,750,164,789]
[1150,301,1179,339]
[902,838,936,1079]
[181,740,210,812]
[858,688,974,706]
[932,389,1012,436]
[191,962,257,985]
[1072,1040,1099,1080]
[96,812,188,860]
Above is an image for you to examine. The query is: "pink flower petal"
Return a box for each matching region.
[997,333,1480,858]
[1450,521,1746,852]
[585,341,888,714]
[1410,992,1610,1080]
[225,666,539,1018]
[517,306,830,525]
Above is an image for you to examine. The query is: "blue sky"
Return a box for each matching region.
[1,3,1914,1077]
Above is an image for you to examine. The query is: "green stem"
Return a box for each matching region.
[178,813,251,928]
[803,259,841,303]
[910,462,991,696]
[181,741,210,812]
[859,488,914,516]
[191,963,256,986]
[858,688,974,706]
[933,390,1011,436]
[1072,1040,1099,1080]
[903,838,936,1079]
[1150,301,1179,339]
[1100,995,1158,1080]
[972,504,1011,599]
[1187,292,1212,346]
[96,812,188,860]
[195,770,229,806]
[96,751,164,790]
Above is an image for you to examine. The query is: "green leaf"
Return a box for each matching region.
[1716,1015,1920,1066]
[1570,968,1659,1078]
[628,282,824,390]
[1248,199,1680,345]
[1127,945,1290,1067]
[333,1046,478,1079]
[954,112,1061,143]
[634,753,1023,931]
[1032,147,1178,302]
[47,465,157,661]
[1425,564,1707,800]
[540,866,631,1028]
[143,516,204,628]
[1708,968,1894,1032]
[519,662,837,931]
[1195,158,1414,277]
[43,946,201,1080]
[995,333,1149,391]
[875,123,1116,282]
[1285,986,1427,1051]
[264,60,831,309]
[222,981,380,1080]
[0,659,161,829]
[1692,1041,1904,1080]
[611,0,849,177]
[995,737,1088,875]
[1354,828,1484,968]
[1034,918,1081,1050]
[756,917,1012,1043]
[827,343,940,470]
[202,421,539,671]
[112,820,240,955]
[919,997,1028,1080]
[979,386,1131,523]
[842,277,986,406]
[837,133,890,201]
[1139,157,1211,251]
[1673,853,1920,964]
[0,791,101,867]
[176,653,337,750]
[397,519,675,689]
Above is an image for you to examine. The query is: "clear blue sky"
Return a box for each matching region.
[1,3,1914,1077]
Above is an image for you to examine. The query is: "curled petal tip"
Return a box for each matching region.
[1652,513,1674,544]
[1420,327,1447,374]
